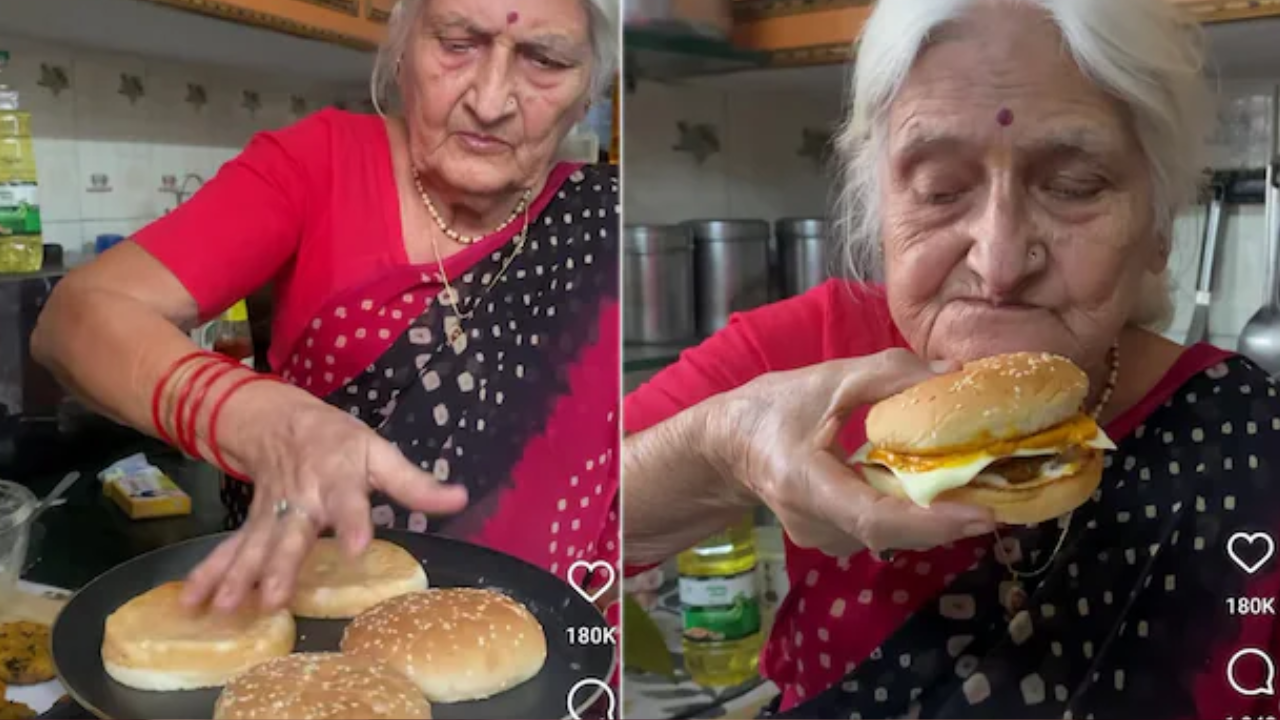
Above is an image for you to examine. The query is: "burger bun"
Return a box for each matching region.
[866,352,1089,454]
[213,652,432,720]
[290,538,427,619]
[101,582,295,691]
[341,588,547,703]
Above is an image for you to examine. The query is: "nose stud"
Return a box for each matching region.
[1027,245,1044,263]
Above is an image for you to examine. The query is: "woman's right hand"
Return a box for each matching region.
[180,381,468,613]
[711,349,996,559]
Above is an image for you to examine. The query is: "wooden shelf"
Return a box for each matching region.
[730,0,1280,67]
[625,25,769,84]
[140,0,388,50]
[1174,0,1280,23]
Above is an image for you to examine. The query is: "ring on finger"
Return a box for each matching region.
[273,498,311,523]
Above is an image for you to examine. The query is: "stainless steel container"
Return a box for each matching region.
[776,218,831,297]
[624,224,697,344]
[688,219,771,335]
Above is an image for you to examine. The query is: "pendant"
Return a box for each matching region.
[999,579,1027,617]
[444,316,467,354]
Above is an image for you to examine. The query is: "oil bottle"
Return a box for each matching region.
[212,300,255,368]
[677,513,764,687]
[0,50,43,274]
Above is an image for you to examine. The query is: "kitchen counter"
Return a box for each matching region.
[20,440,227,592]
[10,440,227,719]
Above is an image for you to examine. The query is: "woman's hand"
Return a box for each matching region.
[180,382,468,612]
[712,349,996,559]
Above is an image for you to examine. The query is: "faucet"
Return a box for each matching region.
[159,173,206,211]
[176,173,205,204]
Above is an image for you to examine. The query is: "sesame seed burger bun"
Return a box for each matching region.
[853,352,1115,525]
[290,538,428,619]
[101,582,295,691]
[866,352,1090,453]
[340,588,547,703]
[212,653,432,720]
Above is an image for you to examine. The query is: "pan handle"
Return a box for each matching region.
[1268,158,1280,308]
[1265,85,1280,307]
[1196,183,1227,294]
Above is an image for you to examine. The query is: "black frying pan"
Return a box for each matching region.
[51,530,615,719]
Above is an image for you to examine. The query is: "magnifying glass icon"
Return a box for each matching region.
[1227,648,1277,697]
[567,678,616,720]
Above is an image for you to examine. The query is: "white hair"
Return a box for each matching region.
[370,0,619,115]
[834,0,1212,329]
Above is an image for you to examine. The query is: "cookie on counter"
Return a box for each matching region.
[0,699,36,720]
[0,622,55,685]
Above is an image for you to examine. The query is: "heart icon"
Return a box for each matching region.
[1227,532,1276,575]
[567,560,616,604]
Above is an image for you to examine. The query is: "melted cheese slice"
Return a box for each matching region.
[850,416,1117,507]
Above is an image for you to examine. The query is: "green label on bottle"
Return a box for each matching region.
[0,182,40,234]
[679,570,761,643]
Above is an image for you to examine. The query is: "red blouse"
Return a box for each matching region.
[134,108,548,380]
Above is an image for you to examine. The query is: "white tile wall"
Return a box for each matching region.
[623,77,842,223]
[0,34,360,265]
[624,73,1280,351]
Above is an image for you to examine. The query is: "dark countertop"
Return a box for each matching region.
[11,438,228,719]
[20,440,228,592]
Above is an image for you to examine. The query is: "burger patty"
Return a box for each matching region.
[982,446,1094,485]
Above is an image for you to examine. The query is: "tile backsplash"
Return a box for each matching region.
[0,34,364,265]
[623,76,843,224]
[624,73,1280,352]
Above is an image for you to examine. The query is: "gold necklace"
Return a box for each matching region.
[428,196,532,349]
[413,169,532,245]
[995,339,1121,617]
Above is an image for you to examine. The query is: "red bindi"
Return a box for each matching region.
[996,107,1015,127]
[507,10,519,24]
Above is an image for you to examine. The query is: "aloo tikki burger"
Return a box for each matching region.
[851,352,1117,525]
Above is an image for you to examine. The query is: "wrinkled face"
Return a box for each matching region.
[880,4,1165,371]
[400,0,593,196]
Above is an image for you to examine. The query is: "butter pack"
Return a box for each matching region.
[98,453,192,520]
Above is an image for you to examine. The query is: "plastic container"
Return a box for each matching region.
[94,234,125,255]
[212,300,255,367]
[0,480,36,602]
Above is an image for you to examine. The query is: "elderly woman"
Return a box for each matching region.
[33,0,619,614]
[625,1,1280,718]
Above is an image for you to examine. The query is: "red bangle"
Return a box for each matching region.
[177,358,241,460]
[172,358,223,457]
[208,373,280,481]
[150,351,209,446]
